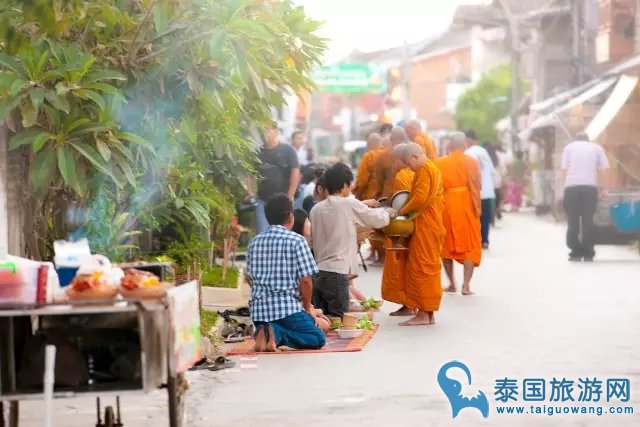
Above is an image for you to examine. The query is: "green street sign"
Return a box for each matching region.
[313,64,386,94]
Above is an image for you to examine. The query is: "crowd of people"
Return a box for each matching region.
[244,122,521,351]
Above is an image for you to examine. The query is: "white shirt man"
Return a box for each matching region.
[465,144,496,200]
[561,135,609,261]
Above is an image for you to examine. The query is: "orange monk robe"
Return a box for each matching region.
[374,149,395,199]
[380,167,415,305]
[435,152,482,266]
[401,161,446,312]
[354,150,377,199]
[393,167,415,193]
[413,132,438,160]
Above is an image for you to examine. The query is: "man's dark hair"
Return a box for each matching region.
[301,164,316,184]
[576,132,589,141]
[265,193,292,226]
[324,163,354,195]
[465,129,477,140]
[291,130,304,140]
[380,123,393,135]
[292,209,308,237]
[314,174,326,197]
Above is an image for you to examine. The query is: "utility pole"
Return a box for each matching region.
[571,0,583,85]
[510,22,521,155]
[498,0,522,155]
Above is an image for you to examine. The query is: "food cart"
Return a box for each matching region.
[0,280,201,427]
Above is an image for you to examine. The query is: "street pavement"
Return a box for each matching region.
[18,212,640,426]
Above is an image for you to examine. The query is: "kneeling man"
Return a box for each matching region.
[247,194,326,352]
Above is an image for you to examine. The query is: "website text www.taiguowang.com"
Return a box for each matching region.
[495,405,634,416]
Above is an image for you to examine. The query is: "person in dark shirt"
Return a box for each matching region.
[248,124,300,234]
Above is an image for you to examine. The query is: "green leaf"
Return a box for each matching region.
[33,51,50,80]
[20,101,38,128]
[84,82,124,99]
[209,30,227,58]
[10,79,25,96]
[84,70,127,83]
[175,198,184,209]
[96,139,111,161]
[65,118,91,133]
[153,5,169,34]
[226,0,253,20]
[9,129,49,150]
[77,89,106,111]
[73,124,110,136]
[69,141,123,188]
[44,91,70,113]
[57,145,81,194]
[107,136,134,162]
[30,149,57,198]
[0,96,22,121]
[228,19,273,41]
[116,132,153,150]
[118,159,136,187]
[29,88,45,108]
[32,132,52,152]
[0,53,25,77]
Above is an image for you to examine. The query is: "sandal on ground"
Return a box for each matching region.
[188,358,217,371]
[224,333,245,343]
[207,356,236,371]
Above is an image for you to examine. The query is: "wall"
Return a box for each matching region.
[409,46,472,131]
[471,26,510,83]
[636,0,640,52]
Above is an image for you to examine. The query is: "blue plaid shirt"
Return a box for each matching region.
[247,225,319,322]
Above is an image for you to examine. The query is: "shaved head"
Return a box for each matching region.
[402,142,424,161]
[405,119,421,131]
[392,143,406,159]
[389,126,407,145]
[404,119,422,140]
[449,132,466,150]
[367,132,382,150]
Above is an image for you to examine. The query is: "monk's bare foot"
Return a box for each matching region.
[399,312,431,326]
[389,307,416,317]
[461,288,475,296]
[254,327,267,352]
[445,284,457,293]
[265,325,278,352]
[428,312,435,325]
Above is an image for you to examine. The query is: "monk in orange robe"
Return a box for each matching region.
[353,133,384,262]
[374,126,407,199]
[381,144,415,315]
[354,133,382,200]
[434,132,482,296]
[373,127,408,264]
[405,119,438,160]
[399,142,446,326]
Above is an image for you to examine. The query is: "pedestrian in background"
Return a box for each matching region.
[487,143,509,223]
[248,124,300,234]
[561,132,609,262]
[464,130,496,249]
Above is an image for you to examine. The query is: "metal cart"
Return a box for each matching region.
[593,190,640,253]
[0,281,200,427]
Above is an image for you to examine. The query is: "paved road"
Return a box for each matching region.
[19,213,640,426]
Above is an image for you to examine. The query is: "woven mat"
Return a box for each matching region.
[227,326,378,356]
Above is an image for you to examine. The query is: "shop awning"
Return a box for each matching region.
[586,75,639,140]
[553,76,617,114]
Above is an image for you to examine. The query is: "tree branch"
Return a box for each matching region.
[137,29,219,63]
[129,0,160,63]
